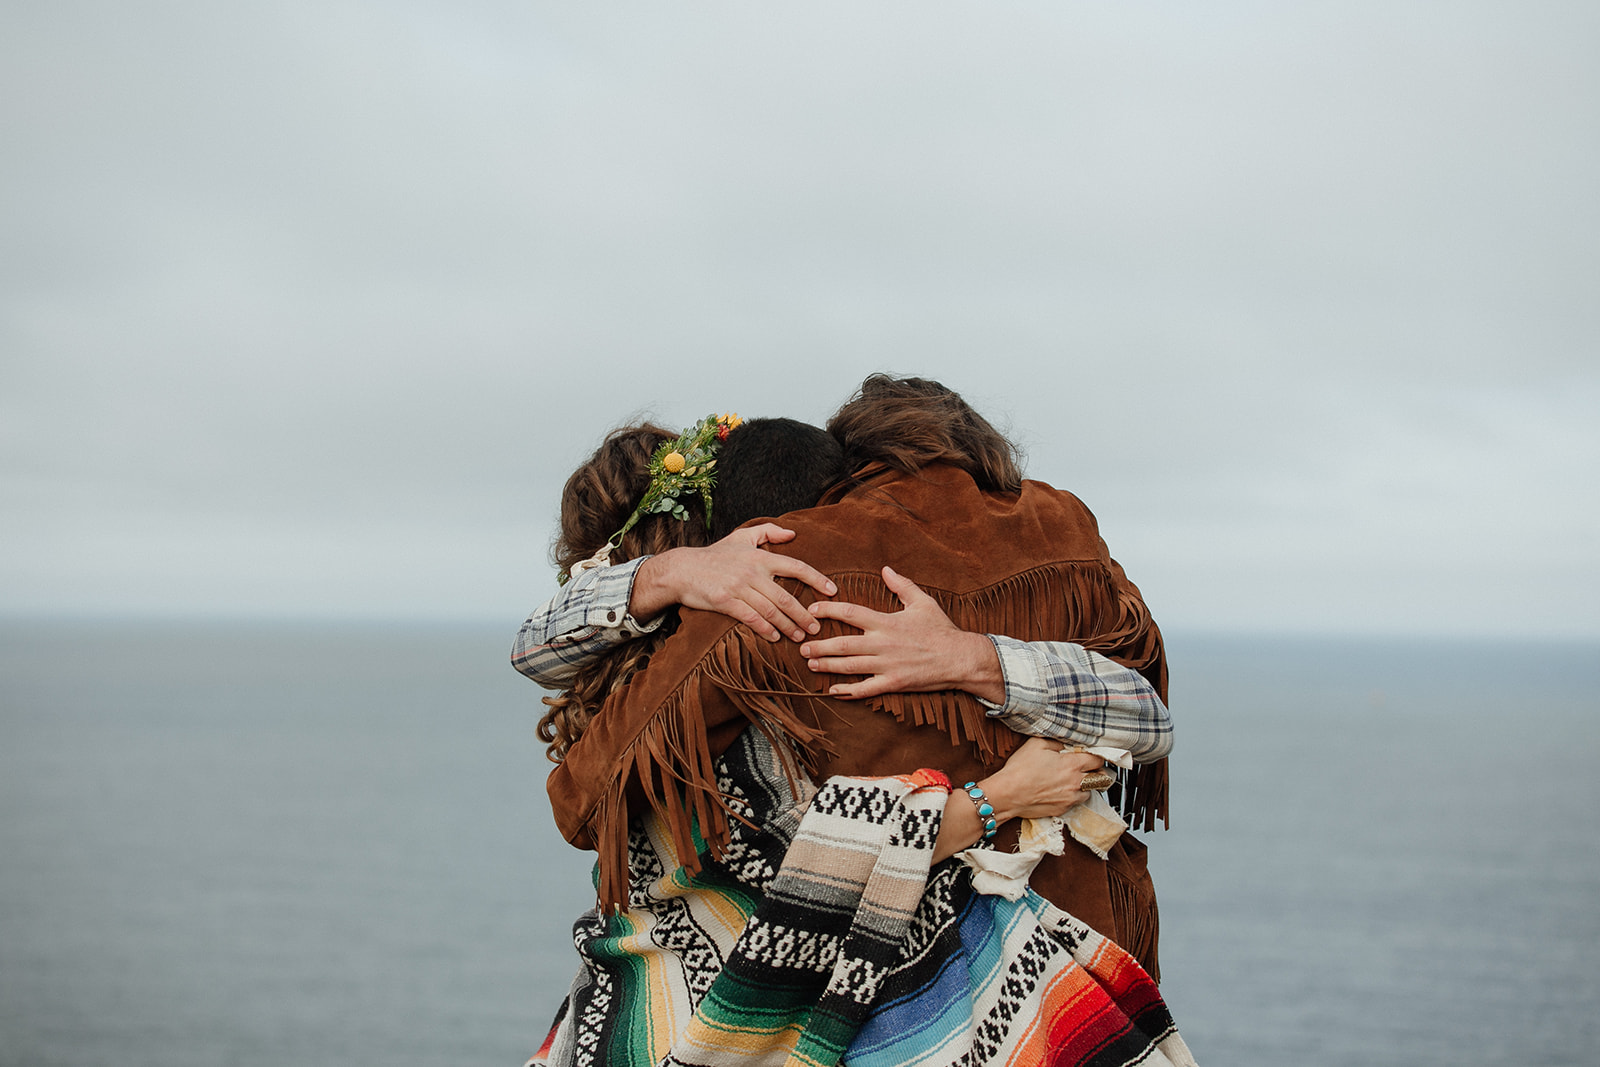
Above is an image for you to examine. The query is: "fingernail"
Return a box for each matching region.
[807,621,820,634]
[800,645,811,657]
[792,630,805,642]
[824,582,837,595]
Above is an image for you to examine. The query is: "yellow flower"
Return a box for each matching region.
[663,451,686,473]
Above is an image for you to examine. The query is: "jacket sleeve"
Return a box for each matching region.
[509,557,665,689]
[980,636,1172,762]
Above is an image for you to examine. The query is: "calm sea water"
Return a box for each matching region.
[1,621,1596,1067]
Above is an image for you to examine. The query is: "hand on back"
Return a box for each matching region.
[800,566,1005,703]
[632,525,837,642]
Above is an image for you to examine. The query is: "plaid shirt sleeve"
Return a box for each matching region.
[980,635,1173,762]
[509,557,665,690]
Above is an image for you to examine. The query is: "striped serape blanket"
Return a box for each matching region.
[531,728,1195,1067]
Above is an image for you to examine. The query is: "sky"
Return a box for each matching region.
[3,1,1597,639]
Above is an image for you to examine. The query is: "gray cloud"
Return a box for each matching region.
[3,1,1596,636]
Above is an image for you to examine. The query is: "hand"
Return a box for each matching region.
[931,737,1104,861]
[978,737,1105,821]
[631,525,838,642]
[800,566,1005,703]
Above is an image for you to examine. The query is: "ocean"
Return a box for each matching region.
[1,621,1595,1066]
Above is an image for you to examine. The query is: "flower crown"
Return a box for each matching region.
[561,412,743,584]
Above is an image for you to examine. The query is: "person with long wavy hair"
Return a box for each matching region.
[514,384,1193,1067]
[523,417,848,762]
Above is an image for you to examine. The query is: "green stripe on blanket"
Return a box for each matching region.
[666,770,952,1067]
[531,727,1197,1067]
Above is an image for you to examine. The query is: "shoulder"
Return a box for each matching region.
[1019,477,1103,533]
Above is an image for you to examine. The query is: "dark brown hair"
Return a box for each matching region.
[539,424,712,762]
[825,374,1023,492]
[710,417,847,539]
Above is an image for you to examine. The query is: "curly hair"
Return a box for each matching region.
[537,424,712,763]
[826,374,1023,492]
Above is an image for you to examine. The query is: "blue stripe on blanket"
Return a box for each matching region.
[843,888,996,1066]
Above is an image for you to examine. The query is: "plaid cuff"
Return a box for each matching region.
[980,635,1173,762]
[545,557,665,636]
[509,557,663,688]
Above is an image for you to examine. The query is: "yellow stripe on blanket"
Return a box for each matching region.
[673,1015,804,1063]
[606,909,684,1062]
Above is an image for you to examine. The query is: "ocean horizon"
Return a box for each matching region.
[1,620,1595,1066]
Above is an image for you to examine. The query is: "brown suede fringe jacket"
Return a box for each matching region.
[547,463,1171,977]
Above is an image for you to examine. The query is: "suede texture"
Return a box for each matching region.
[548,463,1169,978]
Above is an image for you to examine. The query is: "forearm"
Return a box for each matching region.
[626,553,680,620]
[929,740,1102,862]
[933,629,1008,705]
[932,777,1016,863]
[982,636,1173,762]
[932,792,983,863]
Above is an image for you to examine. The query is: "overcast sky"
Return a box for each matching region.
[3,2,1596,639]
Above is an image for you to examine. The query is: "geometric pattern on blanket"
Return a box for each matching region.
[529,728,1196,1067]
[847,871,1196,1067]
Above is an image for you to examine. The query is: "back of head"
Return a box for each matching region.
[711,417,847,539]
[552,423,711,577]
[542,422,715,764]
[826,373,1023,492]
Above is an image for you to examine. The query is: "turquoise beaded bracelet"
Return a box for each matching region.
[962,781,998,842]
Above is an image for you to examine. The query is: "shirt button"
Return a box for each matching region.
[606,610,618,623]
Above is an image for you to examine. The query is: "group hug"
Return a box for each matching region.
[510,375,1198,1067]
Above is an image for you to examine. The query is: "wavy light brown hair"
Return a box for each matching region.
[825,374,1024,492]
[538,424,712,763]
